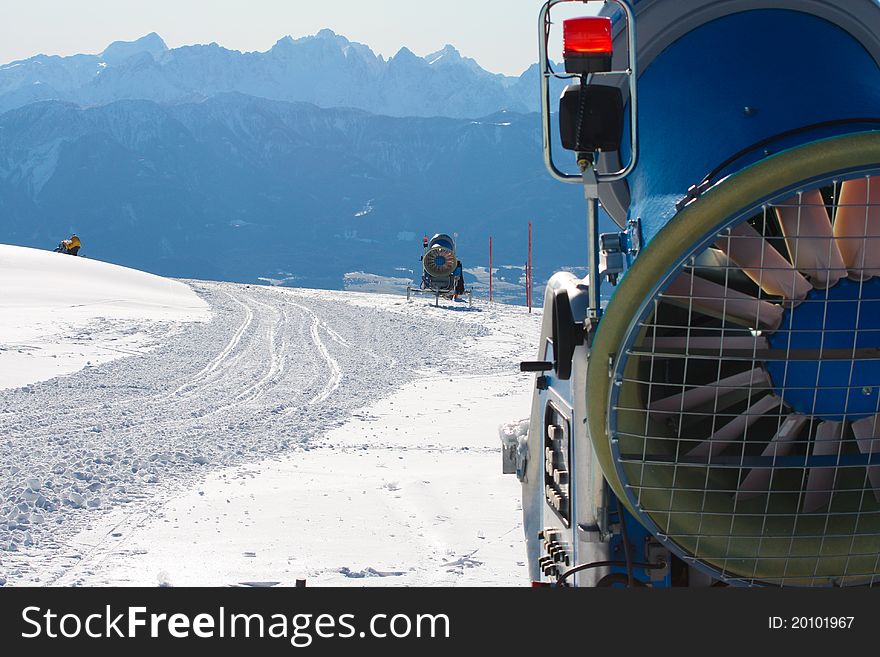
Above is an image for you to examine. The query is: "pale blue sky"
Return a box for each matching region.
[0,0,596,75]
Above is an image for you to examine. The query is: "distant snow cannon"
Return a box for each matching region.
[422,234,457,278]
[510,0,880,587]
[407,233,472,306]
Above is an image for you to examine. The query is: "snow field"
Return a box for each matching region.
[1,253,541,586]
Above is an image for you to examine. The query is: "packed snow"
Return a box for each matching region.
[0,245,541,586]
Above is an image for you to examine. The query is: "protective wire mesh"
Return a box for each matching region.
[612,172,880,586]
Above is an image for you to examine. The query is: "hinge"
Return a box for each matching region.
[626,217,642,256]
[599,231,625,286]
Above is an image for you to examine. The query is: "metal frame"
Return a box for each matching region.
[539,0,639,319]
[405,285,473,308]
[538,0,639,185]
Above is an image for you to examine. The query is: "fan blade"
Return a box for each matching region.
[736,414,809,499]
[663,272,783,330]
[832,178,880,280]
[639,336,770,363]
[649,367,770,414]
[687,394,783,459]
[692,248,761,290]
[641,336,770,353]
[852,414,880,503]
[775,190,846,288]
[803,420,846,512]
[716,222,812,301]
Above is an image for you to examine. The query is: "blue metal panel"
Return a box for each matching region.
[428,233,455,251]
[766,278,880,421]
[624,9,880,246]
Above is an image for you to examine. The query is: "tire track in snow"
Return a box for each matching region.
[20,286,256,422]
[307,314,342,406]
[1,286,264,439]
[106,289,300,428]
[233,300,286,404]
[281,299,344,407]
[0,285,323,445]
[173,289,254,397]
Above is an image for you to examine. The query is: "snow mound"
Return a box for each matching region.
[0,244,209,389]
[0,244,208,317]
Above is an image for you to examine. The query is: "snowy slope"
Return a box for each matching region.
[0,244,209,388]
[0,250,541,586]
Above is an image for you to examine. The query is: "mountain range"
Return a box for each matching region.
[0,30,547,119]
[0,93,591,288]
[0,32,593,298]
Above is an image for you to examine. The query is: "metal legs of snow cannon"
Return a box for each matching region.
[405,285,473,307]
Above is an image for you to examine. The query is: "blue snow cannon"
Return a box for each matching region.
[407,233,471,306]
[512,0,880,587]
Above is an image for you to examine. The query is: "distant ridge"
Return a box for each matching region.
[0,93,590,290]
[0,30,550,118]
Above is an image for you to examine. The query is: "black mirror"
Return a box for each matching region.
[551,288,584,380]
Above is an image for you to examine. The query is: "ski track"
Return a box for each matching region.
[307,315,341,406]
[283,298,357,407]
[173,289,254,397]
[0,282,504,585]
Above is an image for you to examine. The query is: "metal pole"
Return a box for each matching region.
[586,194,601,319]
[489,236,493,304]
[526,221,532,312]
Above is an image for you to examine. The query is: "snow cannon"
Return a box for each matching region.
[407,233,472,306]
[422,234,458,278]
[511,0,880,587]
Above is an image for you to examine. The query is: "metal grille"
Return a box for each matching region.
[611,171,880,586]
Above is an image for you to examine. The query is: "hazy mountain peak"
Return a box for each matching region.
[426,44,461,64]
[102,33,168,65]
[272,35,295,48]
[424,43,490,78]
[0,29,550,119]
[391,46,420,63]
[274,29,355,54]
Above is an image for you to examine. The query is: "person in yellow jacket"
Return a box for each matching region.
[55,234,81,256]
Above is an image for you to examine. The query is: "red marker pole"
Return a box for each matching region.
[489,236,493,304]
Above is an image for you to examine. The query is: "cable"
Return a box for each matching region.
[702,118,880,187]
[676,118,880,211]
[555,559,666,586]
[596,572,648,587]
